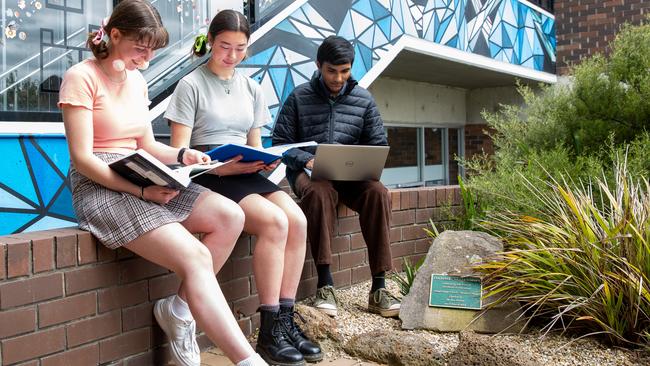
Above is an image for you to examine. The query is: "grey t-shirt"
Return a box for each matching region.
[164,65,271,146]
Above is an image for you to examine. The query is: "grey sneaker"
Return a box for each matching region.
[368,288,401,317]
[313,285,338,317]
[154,296,200,366]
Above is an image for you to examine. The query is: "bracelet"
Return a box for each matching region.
[177,147,187,165]
[140,186,145,200]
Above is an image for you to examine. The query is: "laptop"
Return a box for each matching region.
[308,144,390,181]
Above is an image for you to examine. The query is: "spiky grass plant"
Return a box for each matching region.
[475,160,650,347]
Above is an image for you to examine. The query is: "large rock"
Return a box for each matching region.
[447,330,542,366]
[400,230,524,333]
[343,330,445,366]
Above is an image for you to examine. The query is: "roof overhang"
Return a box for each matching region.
[359,36,557,89]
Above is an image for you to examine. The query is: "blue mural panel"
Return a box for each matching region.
[0,136,75,235]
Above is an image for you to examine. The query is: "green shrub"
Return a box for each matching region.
[389,256,425,296]
[475,161,650,347]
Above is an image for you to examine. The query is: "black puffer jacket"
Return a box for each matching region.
[272,71,387,188]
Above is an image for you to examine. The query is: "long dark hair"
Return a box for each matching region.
[87,0,169,60]
[192,10,250,57]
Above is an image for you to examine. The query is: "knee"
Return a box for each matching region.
[184,244,214,275]
[260,210,289,243]
[287,209,307,235]
[367,183,390,202]
[220,198,246,232]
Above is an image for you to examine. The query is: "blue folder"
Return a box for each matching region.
[205,144,281,165]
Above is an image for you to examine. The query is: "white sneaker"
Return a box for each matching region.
[154,296,201,366]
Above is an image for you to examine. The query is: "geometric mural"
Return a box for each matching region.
[238,0,556,136]
[0,135,75,235]
[0,0,555,234]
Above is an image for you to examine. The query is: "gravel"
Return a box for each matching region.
[300,279,650,366]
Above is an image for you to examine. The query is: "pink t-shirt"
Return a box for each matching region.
[58,59,151,153]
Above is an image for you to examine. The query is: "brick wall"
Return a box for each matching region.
[555,0,650,75]
[0,185,460,366]
[464,124,495,160]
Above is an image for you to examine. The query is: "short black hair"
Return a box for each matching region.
[317,36,355,65]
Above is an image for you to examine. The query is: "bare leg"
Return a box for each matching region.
[126,216,252,364]
[182,191,245,273]
[264,191,307,299]
[239,194,289,305]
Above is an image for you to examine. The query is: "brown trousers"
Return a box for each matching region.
[293,172,393,275]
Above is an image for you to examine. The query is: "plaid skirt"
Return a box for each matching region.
[70,152,208,249]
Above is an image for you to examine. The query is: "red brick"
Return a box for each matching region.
[332,269,351,288]
[415,238,432,254]
[217,259,234,282]
[98,281,148,313]
[148,273,181,300]
[123,349,167,366]
[338,217,360,235]
[415,208,435,223]
[301,259,314,280]
[65,262,119,295]
[339,250,366,270]
[7,240,30,278]
[66,310,121,347]
[331,235,350,253]
[77,232,97,265]
[0,306,36,338]
[122,302,154,331]
[221,277,250,301]
[39,292,97,327]
[400,191,412,209]
[232,256,253,278]
[233,294,259,317]
[351,233,366,249]
[55,232,77,268]
[0,243,5,280]
[402,224,429,241]
[352,266,371,284]
[391,240,415,258]
[119,257,168,284]
[99,328,150,363]
[1,273,63,309]
[390,191,401,210]
[390,228,402,243]
[32,237,55,273]
[296,277,317,300]
[231,236,251,258]
[41,343,99,366]
[97,244,116,262]
[418,190,428,208]
[392,210,415,226]
[1,327,65,364]
[427,189,437,207]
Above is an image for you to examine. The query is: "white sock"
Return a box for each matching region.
[236,353,267,366]
[171,295,193,321]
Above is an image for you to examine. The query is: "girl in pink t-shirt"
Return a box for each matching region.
[58,1,266,365]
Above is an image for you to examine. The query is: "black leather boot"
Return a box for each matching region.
[279,305,323,363]
[256,308,305,366]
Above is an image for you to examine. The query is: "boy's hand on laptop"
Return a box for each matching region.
[209,155,266,176]
[305,159,314,170]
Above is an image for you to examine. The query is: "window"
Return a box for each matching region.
[381,125,464,188]
[0,0,212,122]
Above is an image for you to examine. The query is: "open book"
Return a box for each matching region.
[110,149,227,189]
[205,141,317,165]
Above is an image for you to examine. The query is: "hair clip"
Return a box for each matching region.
[194,34,208,53]
[92,17,110,45]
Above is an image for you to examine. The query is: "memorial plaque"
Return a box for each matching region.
[429,274,482,310]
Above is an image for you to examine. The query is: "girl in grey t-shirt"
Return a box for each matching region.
[165,10,321,366]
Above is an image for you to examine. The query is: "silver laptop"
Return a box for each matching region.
[310,144,390,181]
